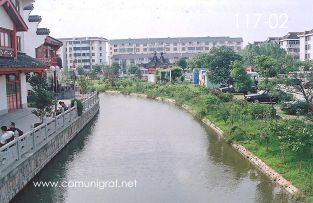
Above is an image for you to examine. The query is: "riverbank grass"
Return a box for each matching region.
[90,79,313,201]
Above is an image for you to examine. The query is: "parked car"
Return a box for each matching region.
[244,90,277,103]
[219,84,258,94]
[219,85,234,93]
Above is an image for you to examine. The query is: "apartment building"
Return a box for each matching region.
[298,29,313,61]
[58,37,108,70]
[279,32,301,59]
[108,36,243,68]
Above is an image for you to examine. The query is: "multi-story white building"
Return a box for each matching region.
[58,37,108,70]
[279,32,301,60]
[108,36,243,68]
[298,29,313,61]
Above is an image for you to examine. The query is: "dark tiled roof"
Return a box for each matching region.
[109,36,243,45]
[45,36,63,47]
[281,32,301,40]
[23,4,34,10]
[0,53,48,68]
[141,52,172,68]
[36,28,50,35]
[28,15,42,22]
[298,29,313,36]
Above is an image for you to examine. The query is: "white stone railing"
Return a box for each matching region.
[0,92,99,175]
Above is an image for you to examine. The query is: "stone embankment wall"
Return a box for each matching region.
[0,93,99,203]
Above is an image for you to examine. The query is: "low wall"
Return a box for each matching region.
[105,91,300,196]
[0,93,100,203]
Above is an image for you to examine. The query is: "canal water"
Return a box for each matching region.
[11,94,287,203]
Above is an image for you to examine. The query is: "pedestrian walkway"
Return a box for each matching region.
[0,108,40,133]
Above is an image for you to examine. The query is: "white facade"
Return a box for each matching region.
[279,32,300,60]
[0,76,8,115]
[108,36,243,68]
[58,37,108,70]
[299,30,313,61]
[0,0,50,115]
[0,7,14,30]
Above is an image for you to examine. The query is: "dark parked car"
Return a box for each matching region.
[244,90,277,103]
[219,84,258,94]
[219,85,234,93]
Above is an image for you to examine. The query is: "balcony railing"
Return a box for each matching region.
[36,57,57,66]
[0,92,99,176]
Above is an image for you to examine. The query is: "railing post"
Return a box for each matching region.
[31,124,36,150]
[74,101,78,117]
[43,117,48,139]
[16,137,21,161]
[62,108,65,127]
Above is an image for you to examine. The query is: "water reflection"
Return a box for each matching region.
[11,116,99,203]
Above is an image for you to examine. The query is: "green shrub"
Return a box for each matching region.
[71,99,83,116]
[226,125,247,142]
[209,89,233,102]
[281,101,309,115]
[248,103,276,119]
[271,89,293,103]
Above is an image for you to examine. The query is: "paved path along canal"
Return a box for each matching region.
[12,94,287,203]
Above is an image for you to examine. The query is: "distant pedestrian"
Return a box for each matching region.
[59,101,69,111]
[8,122,23,136]
[0,126,14,147]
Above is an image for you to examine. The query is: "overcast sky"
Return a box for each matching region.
[32,0,313,44]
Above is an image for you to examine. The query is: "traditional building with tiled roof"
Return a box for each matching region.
[0,0,62,115]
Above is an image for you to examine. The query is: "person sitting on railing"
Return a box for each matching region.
[56,101,69,115]
[59,101,69,111]
[0,126,14,147]
[8,122,23,136]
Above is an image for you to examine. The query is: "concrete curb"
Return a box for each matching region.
[105,91,301,196]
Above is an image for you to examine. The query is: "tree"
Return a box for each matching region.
[92,65,103,75]
[76,66,85,76]
[176,58,188,70]
[208,46,242,84]
[255,55,278,78]
[188,53,212,70]
[78,76,89,94]
[128,64,140,75]
[111,62,121,77]
[28,74,55,123]
[230,60,252,93]
[286,74,313,111]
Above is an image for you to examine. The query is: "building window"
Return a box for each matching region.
[100,59,102,63]
[0,28,12,48]
[173,47,177,51]
[100,53,102,56]
[100,47,102,51]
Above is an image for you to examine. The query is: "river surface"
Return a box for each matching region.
[11,94,287,203]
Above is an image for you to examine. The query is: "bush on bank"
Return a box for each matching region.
[91,79,313,200]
